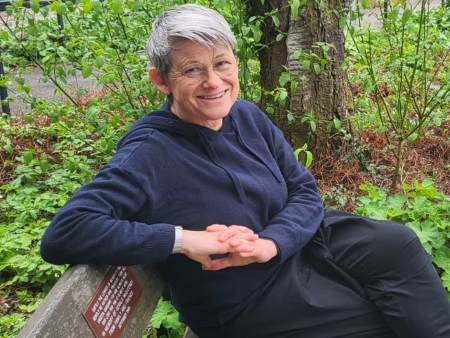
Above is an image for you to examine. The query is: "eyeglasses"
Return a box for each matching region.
[169,55,238,82]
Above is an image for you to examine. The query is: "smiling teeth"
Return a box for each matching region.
[203,91,225,99]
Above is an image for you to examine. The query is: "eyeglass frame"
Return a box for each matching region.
[168,54,239,82]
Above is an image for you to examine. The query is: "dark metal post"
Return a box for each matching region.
[0,51,10,116]
[57,13,65,45]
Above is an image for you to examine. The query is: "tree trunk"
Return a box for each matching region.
[249,0,354,154]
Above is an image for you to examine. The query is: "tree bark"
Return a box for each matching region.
[249,0,354,153]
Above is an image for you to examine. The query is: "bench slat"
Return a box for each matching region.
[18,264,164,338]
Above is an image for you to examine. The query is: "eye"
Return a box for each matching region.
[182,64,204,77]
[215,59,232,70]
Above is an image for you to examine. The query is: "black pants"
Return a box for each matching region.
[193,209,450,338]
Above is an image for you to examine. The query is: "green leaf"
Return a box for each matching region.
[0,30,8,41]
[271,15,280,27]
[387,193,407,211]
[3,144,13,154]
[279,72,290,87]
[111,114,120,126]
[22,150,33,164]
[333,118,342,130]
[265,106,274,115]
[401,8,412,24]
[408,133,418,142]
[434,247,450,271]
[30,1,40,13]
[304,150,313,168]
[40,159,49,173]
[150,298,180,329]
[82,66,93,78]
[313,64,321,75]
[83,0,93,12]
[364,205,388,220]
[326,121,333,133]
[15,76,25,86]
[56,2,67,15]
[302,60,310,70]
[241,26,250,36]
[51,113,59,123]
[279,89,288,101]
[290,0,300,17]
[250,26,262,43]
[111,0,123,14]
[431,43,441,55]
[440,270,450,292]
[94,56,105,69]
[407,220,445,253]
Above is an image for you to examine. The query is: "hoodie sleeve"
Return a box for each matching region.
[40,139,175,266]
[245,104,324,263]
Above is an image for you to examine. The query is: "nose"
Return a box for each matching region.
[202,68,221,88]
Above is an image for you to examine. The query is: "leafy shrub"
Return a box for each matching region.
[148,298,185,338]
[355,179,450,295]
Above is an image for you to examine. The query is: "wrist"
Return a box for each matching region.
[259,238,279,261]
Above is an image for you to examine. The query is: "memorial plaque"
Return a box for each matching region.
[83,266,143,338]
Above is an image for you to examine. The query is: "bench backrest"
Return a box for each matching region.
[18,264,165,337]
[17,264,198,338]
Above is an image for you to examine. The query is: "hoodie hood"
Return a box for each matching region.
[117,102,198,145]
[117,101,282,202]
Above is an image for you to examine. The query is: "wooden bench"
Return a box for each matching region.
[17,264,198,338]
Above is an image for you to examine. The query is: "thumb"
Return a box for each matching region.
[208,257,232,271]
[201,256,213,270]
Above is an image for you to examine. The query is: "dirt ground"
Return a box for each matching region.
[310,120,450,211]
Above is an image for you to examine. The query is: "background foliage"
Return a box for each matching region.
[0,0,449,337]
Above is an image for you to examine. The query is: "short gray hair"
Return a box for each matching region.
[146,4,237,78]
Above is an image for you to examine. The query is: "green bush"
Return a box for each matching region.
[355,179,450,295]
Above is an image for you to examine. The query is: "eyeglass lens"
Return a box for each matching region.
[171,56,238,80]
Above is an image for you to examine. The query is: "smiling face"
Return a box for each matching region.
[149,40,239,130]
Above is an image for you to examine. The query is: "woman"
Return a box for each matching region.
[41,4,450,338]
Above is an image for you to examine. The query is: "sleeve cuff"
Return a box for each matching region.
[171,226,183,254]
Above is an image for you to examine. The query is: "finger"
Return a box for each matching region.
[227,235,258,247]
[228,244,255,254]
[241,233,258,241]
[217,228,241,242]
[206,224,228,232]
[238,250,258,258]
[208,258,233,271]
[229,225,254,234]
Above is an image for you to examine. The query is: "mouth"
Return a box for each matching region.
[198,90,227,100]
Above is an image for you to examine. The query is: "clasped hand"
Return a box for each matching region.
[181,225,278,271]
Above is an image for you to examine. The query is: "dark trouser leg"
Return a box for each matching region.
[319,209,450,338]
[194,251,397,338]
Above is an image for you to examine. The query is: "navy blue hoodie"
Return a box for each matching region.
[41,99,324,328]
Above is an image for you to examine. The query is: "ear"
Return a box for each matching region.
[149,67,171,96]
